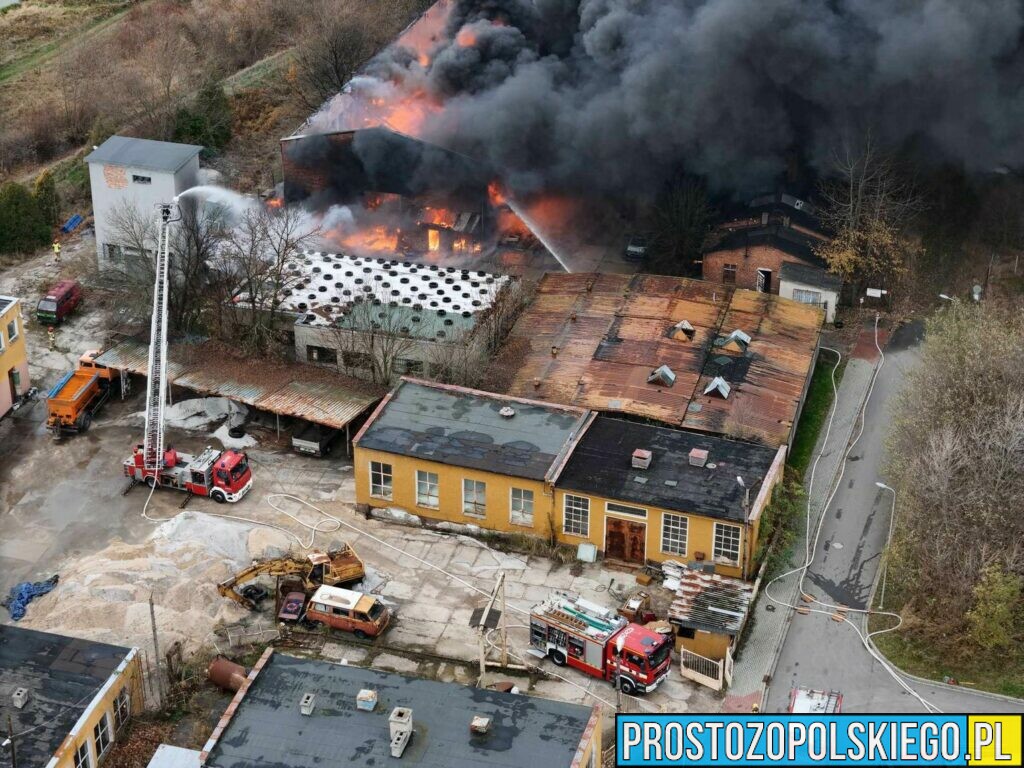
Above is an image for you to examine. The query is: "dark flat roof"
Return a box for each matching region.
[85,135,201,172]
[555,416,778,522]
[357,379,589,480]
[706,224,824,264]
[203,653,596,768]
[779,262,843,292]
[0,626,132,767]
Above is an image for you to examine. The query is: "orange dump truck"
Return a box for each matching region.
[46,350,119,437]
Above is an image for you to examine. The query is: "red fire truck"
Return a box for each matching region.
[530,592,673,695]
[124,445,253,504]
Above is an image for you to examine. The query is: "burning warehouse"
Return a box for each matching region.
[281,127,497,259]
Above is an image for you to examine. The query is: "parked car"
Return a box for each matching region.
[624,235,649,262]
[304,585,392,639]
[292,421,340,457]
[36,280,82,325]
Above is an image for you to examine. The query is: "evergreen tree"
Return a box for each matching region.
[0,182,51,255]
[33,170,61,226]
[174,80,233,153]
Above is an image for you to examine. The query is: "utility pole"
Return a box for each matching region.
[475,573,506,679]
[149,592,165,706]
[7,714,17,768]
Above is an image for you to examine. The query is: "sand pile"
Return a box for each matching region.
[135,397,247,431]
[20,511,292,652]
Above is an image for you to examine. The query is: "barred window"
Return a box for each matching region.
[510,487,534,526]
[607,502,646,518]
[370,461,393,499]
[661,513,688,556]
[416,470,439,508]
[463,478,487,517]
[713,522,742,564]
[114,687,131,731]
[563,495,590,537]
[793,288,823,305]
[723,263,737,284]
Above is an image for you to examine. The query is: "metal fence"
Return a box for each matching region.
[679,648,724,691]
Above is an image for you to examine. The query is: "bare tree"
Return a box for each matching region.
[816,133,925,289]
[324,286,420,385]
[290,2,387,111]
[888,304,1024,650]
[647,176,712,276]
[224,204,319,356]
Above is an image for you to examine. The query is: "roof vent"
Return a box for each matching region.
[390,707,413,757]
[647,364,676,387]
[631,449,652,470]
[299,692,316,716]
[688,448,709,468]
[671,320,695,341]
[356,689,377,712]
[499,406,516,418]
[470,715,491,734]
[704,376,731,399]
[12,687,29,709]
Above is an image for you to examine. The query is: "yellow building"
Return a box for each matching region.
[0,295,30,418]
[354,379,786,579]
[0,625,143,768]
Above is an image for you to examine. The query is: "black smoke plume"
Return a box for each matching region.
[309,0,1024,199]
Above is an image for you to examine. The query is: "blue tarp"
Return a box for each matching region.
[60,213,83,233]
[2,575,59,621]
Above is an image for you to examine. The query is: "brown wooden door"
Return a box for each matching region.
[605,518,646,563]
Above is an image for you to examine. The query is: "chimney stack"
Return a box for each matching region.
[688,448,708,467]
[390,707,413,757]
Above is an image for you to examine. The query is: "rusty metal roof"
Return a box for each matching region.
[94,340,384,429]
[668,565,755,636]
[489,273,821,445]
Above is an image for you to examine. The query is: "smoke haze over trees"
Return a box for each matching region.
[311,0,1024,199]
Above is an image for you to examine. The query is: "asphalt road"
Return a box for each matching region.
[766,321,1023,714]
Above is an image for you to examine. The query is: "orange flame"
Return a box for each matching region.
[428,229,441,251]
[456,27,478,47]
[265,197,284,209]
[488,181,507,207]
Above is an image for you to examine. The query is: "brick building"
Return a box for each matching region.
[702,224,827,294]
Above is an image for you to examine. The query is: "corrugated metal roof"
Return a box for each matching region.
[488,273,821,445]
[84,135,201,172]
[93,340,383,429]
[668,566,755,636]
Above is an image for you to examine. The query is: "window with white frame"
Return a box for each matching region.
[113,687,131,731]
[792,288,823,305]
[510,487,534,526]
[713,522,742,564]
[606,502,646,518]
[661,513,688,556]
[369,461,393,499]
[416,470,439,508]
[463,479,486,517]
[563,495,590,537]
[0,327,5,352]
[74,741,92,768]
[6,318,17,342]
[93,713,112,758]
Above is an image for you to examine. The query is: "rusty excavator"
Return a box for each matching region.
[218,545,366,611]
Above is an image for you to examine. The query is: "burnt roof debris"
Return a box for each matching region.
[667,565,755,636]
[202,652,596,768]
[356,379,589,480]
[0,626,132,768]
[555,416,777,522]
[490,273,822,445]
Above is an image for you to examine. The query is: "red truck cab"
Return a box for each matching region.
[124,445,252,503]
[530,593,673,695]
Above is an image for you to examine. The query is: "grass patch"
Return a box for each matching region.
[788,351,846,480]
[870,625,1024,699]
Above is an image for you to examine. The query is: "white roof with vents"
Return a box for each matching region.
[277,251,510,330]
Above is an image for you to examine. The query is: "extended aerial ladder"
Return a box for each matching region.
[142,202,177,473]
[123,201,254,504]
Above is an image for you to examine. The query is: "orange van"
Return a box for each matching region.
[305,585,391,639]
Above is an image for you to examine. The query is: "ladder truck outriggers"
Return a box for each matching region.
[123,201,253,505]
[530,592,673,695]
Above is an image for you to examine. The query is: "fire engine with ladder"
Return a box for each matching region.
[123,201,253,506]
[530,592,673,695]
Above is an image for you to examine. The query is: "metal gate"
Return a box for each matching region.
[680,648,724,691]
